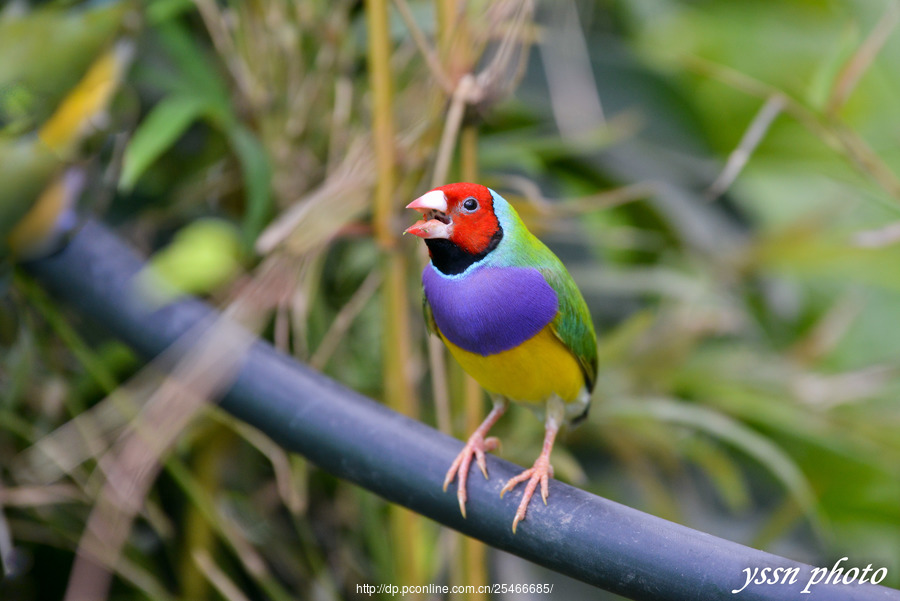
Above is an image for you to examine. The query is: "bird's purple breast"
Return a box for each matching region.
[422,264,558,356]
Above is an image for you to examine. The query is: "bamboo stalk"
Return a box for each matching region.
[180,426,231,600]
[367,0,399,250]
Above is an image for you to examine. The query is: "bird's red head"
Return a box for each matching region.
[404,182,499,256]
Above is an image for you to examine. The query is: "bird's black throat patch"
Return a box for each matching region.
[425,227,503,275]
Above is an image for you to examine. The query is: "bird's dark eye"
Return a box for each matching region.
[462,197,478,211]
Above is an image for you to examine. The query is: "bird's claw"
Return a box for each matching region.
[476,436,501,478]
[443,432,501,518]
[500,456,554,533]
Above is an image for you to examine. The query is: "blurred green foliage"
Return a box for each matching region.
[1,0,899,599]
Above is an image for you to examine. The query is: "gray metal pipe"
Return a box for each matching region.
[23,220,900,601]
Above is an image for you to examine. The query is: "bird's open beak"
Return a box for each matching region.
[404,190,452,239]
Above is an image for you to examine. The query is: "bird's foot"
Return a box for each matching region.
[443,432,501,518]
[500,455,554,533]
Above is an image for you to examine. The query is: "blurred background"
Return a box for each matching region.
[1,0,899,599]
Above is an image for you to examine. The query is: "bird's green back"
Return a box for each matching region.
[467,191,599,390]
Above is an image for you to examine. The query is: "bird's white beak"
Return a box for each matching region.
[404,190,453,239]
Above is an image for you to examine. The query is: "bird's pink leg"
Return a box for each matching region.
[444,399,508,518]
[500,398,564,533]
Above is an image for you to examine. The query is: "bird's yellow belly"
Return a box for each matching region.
[441,325,585,404]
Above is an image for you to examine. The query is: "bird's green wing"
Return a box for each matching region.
[423,293,438,337]
[539,264,598,392]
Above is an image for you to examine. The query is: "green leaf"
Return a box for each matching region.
[602,396,823,534]
[147,218,242,296]
[682,435,750,513]
[153,21,231,115]
[227,124,272,251]
[0,1,127,129]
[146,0,196,25]
[119,94,209,191]
[0,138,60,238]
